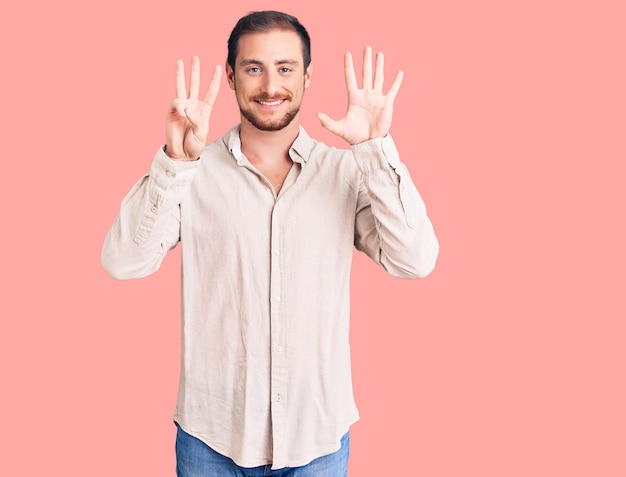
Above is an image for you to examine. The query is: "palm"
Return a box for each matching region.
[318,46,403,145]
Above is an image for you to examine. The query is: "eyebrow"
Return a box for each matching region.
[239,59,301,67]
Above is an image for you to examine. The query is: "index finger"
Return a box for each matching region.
[175,59,187,99]
[344,52,357,92]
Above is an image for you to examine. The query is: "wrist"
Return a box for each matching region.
[164,145,198,162]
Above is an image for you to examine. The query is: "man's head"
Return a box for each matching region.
[226,11,312,132]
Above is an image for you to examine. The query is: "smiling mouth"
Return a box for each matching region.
[256,99,286,107]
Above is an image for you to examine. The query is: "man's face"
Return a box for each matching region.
[227,29,312,132]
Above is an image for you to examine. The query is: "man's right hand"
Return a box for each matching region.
[165,56,222,161]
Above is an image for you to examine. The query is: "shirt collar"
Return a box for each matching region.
[223,125,314,165]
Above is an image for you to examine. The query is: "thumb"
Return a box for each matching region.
[317,113,342,136]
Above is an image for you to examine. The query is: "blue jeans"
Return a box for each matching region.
[175,424,349,477]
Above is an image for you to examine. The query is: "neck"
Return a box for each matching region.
[239,116,300,164]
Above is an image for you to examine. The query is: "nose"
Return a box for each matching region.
[262,70,280,97]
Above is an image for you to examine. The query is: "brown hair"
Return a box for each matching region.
[227,11,312,70]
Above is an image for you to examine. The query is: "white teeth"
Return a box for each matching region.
[259,100,283,106]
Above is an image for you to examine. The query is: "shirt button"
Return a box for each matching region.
[273,249,280,256]
[276,345,282,352]
[151,205,158,212]
[275,296,281,303]
[166,170,176,178]
[276,393,282,402]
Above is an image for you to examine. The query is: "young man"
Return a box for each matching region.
[102,10,438,477]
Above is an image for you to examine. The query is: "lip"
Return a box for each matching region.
[255,99,286,108]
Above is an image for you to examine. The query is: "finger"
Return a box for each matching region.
[387,70,404,101]
[189,56,200,100]
[202,65,222,108]
[175,60,187,99]
[362,46,373,89]
[317,112,342,136]
[344,52,357,92]
[373,51,384,91]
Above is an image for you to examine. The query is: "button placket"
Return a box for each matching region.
[269,203,288,458]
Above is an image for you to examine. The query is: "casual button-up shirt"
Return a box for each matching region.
[101,125,438,469]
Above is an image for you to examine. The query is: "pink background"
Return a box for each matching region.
[2,0,624,475]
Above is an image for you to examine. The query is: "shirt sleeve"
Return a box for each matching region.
[101,147,200,280]
[351,135,439,279]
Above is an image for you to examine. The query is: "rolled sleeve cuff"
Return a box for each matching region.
[350,135,401,173]
[150,146,201,190]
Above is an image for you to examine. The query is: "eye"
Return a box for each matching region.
[246,67,261,73]
[279,67,293,73]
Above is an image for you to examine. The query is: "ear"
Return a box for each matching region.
[304,63,312,89]
[226,62,236,90]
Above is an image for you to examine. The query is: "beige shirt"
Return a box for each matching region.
[101,125,438,469]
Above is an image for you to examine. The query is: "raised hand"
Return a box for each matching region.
[165,56,222,161]
[317,46,403,145]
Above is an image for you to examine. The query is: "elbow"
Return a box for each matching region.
[407,226,440,279]
[100,242,159,281]
[395,255,438,280]
[101,255,156,281]
[408,254,438,279]
[384,236,440,280]
[411,238,440,279]
[101,251,133,280]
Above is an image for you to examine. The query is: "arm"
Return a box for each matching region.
[319,46,438,278]
[352,135,439,279]
[101,151,197,279]
[101,57,221,279]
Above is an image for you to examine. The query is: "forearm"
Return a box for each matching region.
[101,148,199,279]
[352,135,439,279]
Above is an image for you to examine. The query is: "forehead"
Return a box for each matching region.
[236,30,304,64]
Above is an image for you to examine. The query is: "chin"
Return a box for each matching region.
[242,109,299,132]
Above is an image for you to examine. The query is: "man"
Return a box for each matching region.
[102,10,438,477]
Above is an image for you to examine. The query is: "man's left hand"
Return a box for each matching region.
[317,46,403,145]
